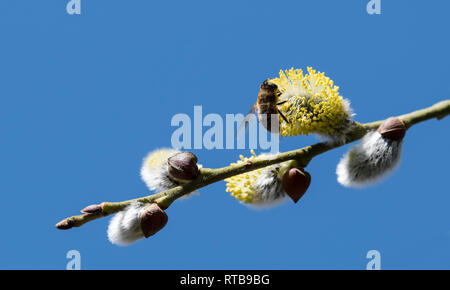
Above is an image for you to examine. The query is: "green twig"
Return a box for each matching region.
[56,100,450,230]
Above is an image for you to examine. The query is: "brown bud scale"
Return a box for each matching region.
[80,203,103,214]
[377,117,406,141]
[282,168,311,204]
[168,152,200,181]
[140,203,168,238]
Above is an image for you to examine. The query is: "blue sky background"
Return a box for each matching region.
[1,0,449,269]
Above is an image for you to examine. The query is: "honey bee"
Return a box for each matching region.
[241,79,289,133]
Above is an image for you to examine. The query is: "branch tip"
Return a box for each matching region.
[56,219,73,230]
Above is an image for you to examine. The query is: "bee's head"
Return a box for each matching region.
[260,79,278,91]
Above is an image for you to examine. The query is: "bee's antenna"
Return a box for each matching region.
[278,110,289,124]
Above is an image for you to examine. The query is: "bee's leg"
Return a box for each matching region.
[276,100,287,105]
[278,109,290,124]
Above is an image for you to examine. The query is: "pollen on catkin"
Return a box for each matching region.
[336,131,403,188]
[270,67,354,142]
[224,150,292,207]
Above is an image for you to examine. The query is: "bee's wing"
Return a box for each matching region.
[238,104,257,133]
[246,104,257,116]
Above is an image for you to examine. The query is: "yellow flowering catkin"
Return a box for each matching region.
[270,67,353,139]
[225,150,291,206]
[225,150,261,203]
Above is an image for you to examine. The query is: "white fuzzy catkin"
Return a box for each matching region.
[251,163,287,207]
[107,202,146,246]
[336,131,403,188]
[140,149,181,192]
[140,148,202,199]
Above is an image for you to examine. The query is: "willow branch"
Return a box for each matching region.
[56,100,450,230]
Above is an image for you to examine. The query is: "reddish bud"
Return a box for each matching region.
[377,117,406,141]
[80,203,104,214]
[55,219,73,230]
[282,168,311,203]
[168,152,200,181]
[140,203,168,238]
